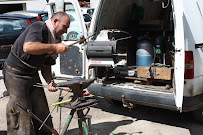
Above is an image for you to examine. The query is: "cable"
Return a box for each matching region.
[109,30,132,41]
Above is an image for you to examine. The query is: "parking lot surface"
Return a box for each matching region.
[0,70,202,135]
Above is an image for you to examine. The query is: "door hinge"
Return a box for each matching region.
[195,43,203,49]
[175,48,181,52]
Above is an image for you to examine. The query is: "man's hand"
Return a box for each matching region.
[53,43,69,54]
[48,82,57,92]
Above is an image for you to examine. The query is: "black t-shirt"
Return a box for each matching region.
[11,21,55,67]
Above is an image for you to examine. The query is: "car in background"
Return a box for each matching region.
[5,10,48,21]
[81,7,94,17]
[0,14,39,67]
[83,13,92,30]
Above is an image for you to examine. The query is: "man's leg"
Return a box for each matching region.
[5,71,35,135]
[31,74,53,135]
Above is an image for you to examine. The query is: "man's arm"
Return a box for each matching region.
[41,64,57,92]
[23,42,69,55]
[41,64,53,83]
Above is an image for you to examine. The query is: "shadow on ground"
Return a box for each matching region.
[66,119,133,135]
[91,96,203,135]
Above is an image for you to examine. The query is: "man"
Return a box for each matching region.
[3,12,70,135]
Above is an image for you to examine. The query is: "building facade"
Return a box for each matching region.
[0,0,98,14]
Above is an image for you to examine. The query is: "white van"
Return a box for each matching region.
[47,0,203,122]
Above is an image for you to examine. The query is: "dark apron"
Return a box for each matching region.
[3,50,53,135]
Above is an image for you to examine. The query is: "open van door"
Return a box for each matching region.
[47,0,87,79]
[172,0,185,111]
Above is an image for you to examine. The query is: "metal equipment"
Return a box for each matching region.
[32,77,97,135]
[57,77,98,135]
[16,102,59,135]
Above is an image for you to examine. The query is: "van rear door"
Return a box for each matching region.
[47,0,87,79]
[172,0,185,111]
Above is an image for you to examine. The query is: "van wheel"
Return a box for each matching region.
[192,107,203,123]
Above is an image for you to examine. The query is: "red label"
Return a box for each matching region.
[91,61,101,64]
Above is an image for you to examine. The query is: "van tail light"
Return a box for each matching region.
[184,51,194,79]
[27,19,32,25]
[37,14,42,21]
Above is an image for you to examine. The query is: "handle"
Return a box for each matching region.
[67,36,86,47]
[67,40,81,47]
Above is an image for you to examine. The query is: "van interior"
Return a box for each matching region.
[87,0,175,91]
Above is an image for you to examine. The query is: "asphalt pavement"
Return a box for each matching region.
[0,70,202,135]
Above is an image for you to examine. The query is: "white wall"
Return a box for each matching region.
[0,0,48,11]
[0,0,99,11]
[26,0,48,11]
[90,0,98,8]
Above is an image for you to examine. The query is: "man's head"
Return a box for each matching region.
[51,12,70,38]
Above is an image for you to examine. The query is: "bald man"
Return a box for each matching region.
[3,12,70,135]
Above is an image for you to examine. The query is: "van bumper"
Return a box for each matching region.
[88,83,177,111]
[88,83,203,112]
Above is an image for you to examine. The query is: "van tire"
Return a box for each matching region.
[192,107,203,123]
